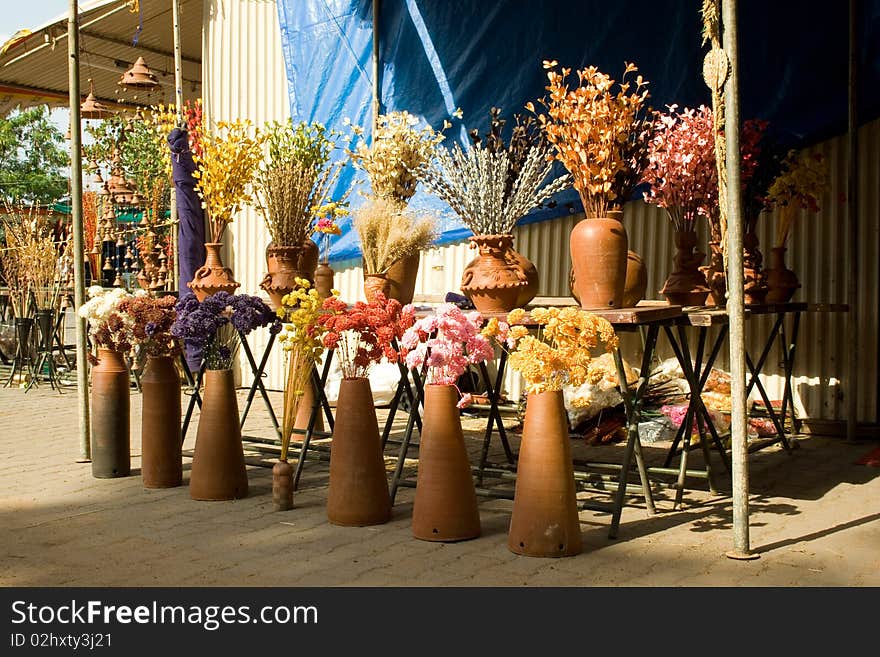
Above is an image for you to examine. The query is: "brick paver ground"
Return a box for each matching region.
[1,383,878,586]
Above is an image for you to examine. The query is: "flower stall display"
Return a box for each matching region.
[531,61,654,309]
[316,292,415,526]
[171,291,280,500]
[119,294,182,488]
[493,306,618,557]
[273,278,330,511]
[78,285,136,479]
[255,120,350,308]
[188,120,264,300]
[348,111,443,302]
[641,105,715,305]
[416,109,570,311]
[398,304,495,541]
[764,149,827,302]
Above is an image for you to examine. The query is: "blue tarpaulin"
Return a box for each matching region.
[276,0,880,264]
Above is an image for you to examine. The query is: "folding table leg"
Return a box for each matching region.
[389,359,429,505]
[292,361,334,491]
[239,332,280,437]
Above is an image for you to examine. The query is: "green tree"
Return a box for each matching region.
[0,105,69,205]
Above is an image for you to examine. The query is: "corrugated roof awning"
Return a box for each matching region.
[0,0,202,117]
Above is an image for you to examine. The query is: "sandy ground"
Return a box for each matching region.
[1,382,878,587]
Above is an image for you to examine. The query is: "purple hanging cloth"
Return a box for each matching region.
[168,127,206,371]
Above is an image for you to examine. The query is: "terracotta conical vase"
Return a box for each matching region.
[765,246,800,303]
[140,355,182,488]
[363,273,391,304]
[508,390,582,557]
[90,347,131,478]
[386,252,421,305]
[294,369,324,433]
[660,229,711,306]
[189,369,248,500]
[460,234,528,313]
[261,244,308,310]
[743,229,769,305]
[327,377,391,526]
[412,384,481,542]
[314,261,335,299]
[570,210,628,309]
[571,250,647,307]
[701,240,727,307]
[188,242,240,301]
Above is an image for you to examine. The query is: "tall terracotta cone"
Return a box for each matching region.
[326,377,391,526]
[90,348,131,478]
[412,385,481,542]
[293,370,324,433]
[508,390,582,557]
[140,355,182,488]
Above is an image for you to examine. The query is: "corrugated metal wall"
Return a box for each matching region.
[202,0,291,389]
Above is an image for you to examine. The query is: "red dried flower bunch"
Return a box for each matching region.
[318,292,415,379]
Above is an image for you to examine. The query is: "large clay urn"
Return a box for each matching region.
[460,234,528,313]
[765,246,800,303]
[189,368,248,500]
[140,355,182,488]
[261,244,307,310]
[508,390,582,557]
[326,377,391,526]
[386,252,421,305]
[660,230,711,306]
[188,242,240,302]
[570,250,646,308]
[412,384,481,542]
[570,210,628,309]
[90,348,131,478]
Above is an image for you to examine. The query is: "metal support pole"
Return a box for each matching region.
[721,0,757,560]
[69,0,91,462]
[170,0,185,290]
[372,0,381,133]
[847,0,860,440]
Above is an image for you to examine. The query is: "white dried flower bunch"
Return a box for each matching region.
[416,141,570,236]
[348,111,447,205]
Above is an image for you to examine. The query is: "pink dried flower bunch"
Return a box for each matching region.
[400,304,495,397]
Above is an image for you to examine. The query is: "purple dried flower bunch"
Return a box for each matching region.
[171,291,281,370]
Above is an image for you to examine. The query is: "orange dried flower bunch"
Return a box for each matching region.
[530,61,654,218]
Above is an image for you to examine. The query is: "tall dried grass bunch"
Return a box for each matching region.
[353,198,435,275]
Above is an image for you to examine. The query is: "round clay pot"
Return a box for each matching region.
[386,252,421,305]
[571,251,646,308]
[412,384,481,542]
[765,246,800,303]
[570,212,628,309]
[272,460,294,511]
[261,245,308,310]
[314,262,335,299]
[141,355,182,488]
[700,240,727,307]
[189,368,248,501]
[460,234,528,313]
[462,237,538,309]
[327,377,391,526]
[660,229,711,306]
[90,347,131,478]
[743,231,768,305]
[508,390,582,557]
[363,273,391,304]
[187,242,240,302]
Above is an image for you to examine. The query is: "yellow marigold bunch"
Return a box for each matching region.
[505,306,618,394]
[192,119,264,242]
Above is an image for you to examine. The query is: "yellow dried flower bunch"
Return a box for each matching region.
[192,119,264,242]
[530,61,653,218]
[348,111,447,205]
[504,306,618,394]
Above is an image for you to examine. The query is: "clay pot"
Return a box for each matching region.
[327,377,391,526]
[660,229,711,306]
[188,242,240,302]
[571,250,646,308]
[743,231,769,305]
[140,355,182,488]
[386,252,421,305]
[189,368,248,500]
[294,370,324,433]
[299,238,320,278]
[412,384,481,542]
[261,245,308,310]
[90,347,131,478]
[508,390,582,557]
[765,246,800,303]
[314,262,335,299]
[460,234,528,313]
[700,240,727,307]
[363,273,391,304]
[272,460,294,511]
[570,211,628,309]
